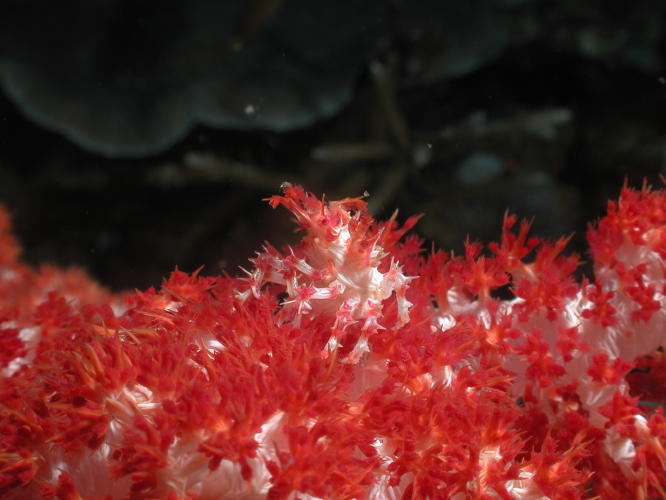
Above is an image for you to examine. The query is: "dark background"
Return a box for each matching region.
[1,0,665,291]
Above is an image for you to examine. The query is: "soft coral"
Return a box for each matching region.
[2,184,666,499]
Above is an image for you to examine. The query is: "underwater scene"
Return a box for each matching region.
[1,1,666,498]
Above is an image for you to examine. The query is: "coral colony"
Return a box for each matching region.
[2,182,666,500]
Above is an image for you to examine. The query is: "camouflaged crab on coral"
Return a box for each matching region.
[1,182,666,499]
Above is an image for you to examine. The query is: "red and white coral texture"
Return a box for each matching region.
[1,183,666,499]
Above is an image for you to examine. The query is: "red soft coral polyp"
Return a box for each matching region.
[2,183,666,499]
